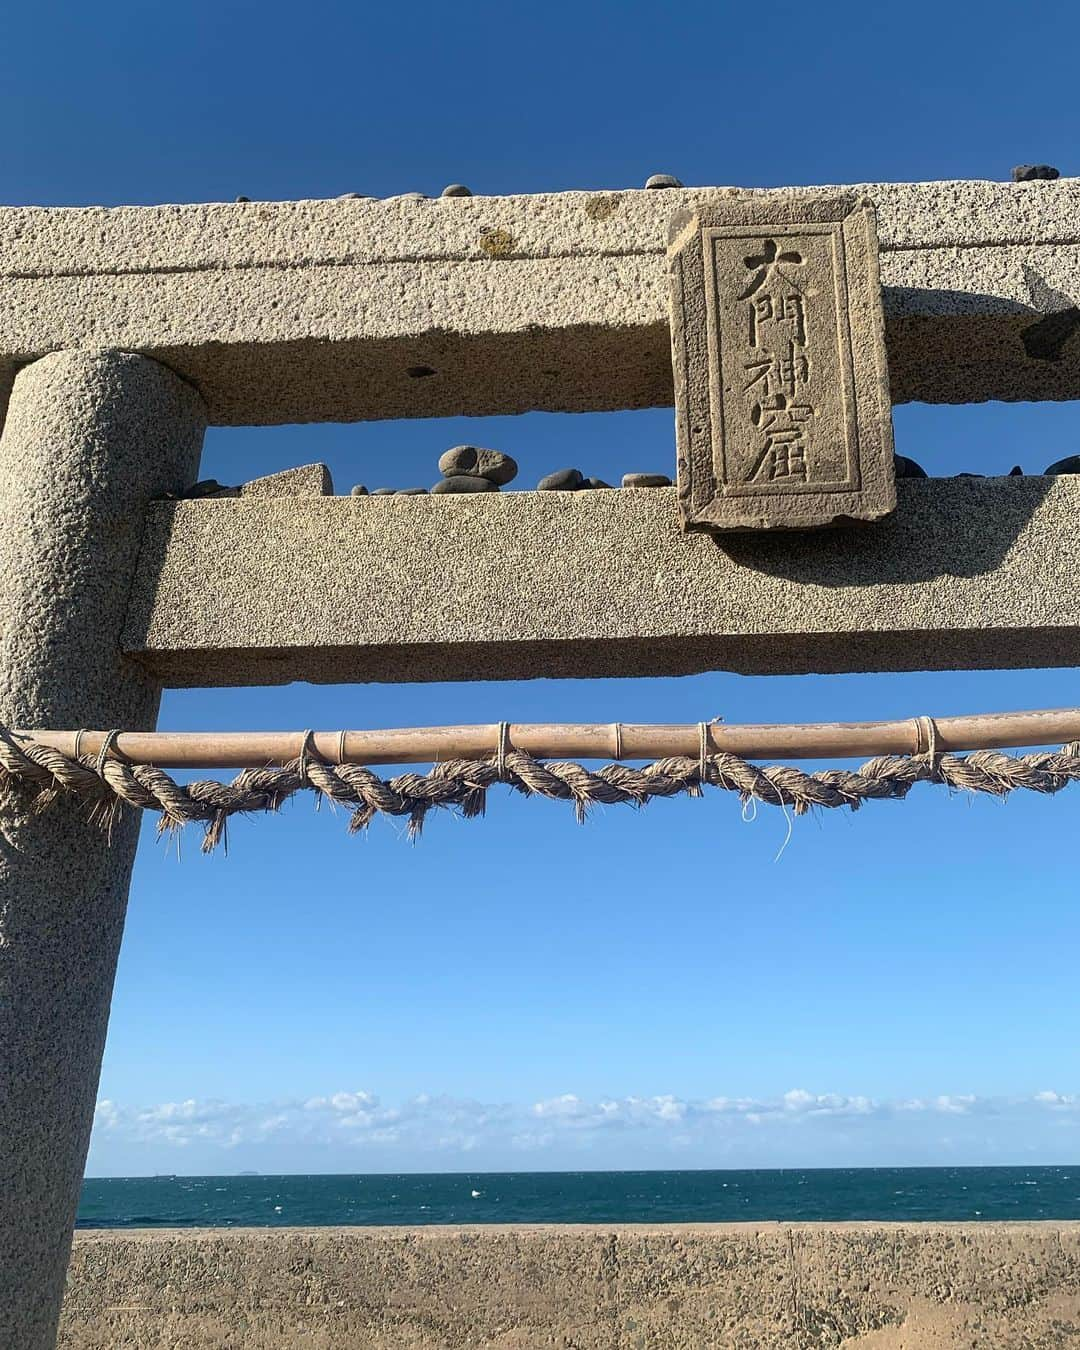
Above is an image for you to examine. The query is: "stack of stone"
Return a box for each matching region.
[894,454,1080,479]
[432,445,518,493]
[349,446,518,496]
[536,469,609,490]
[351,452,679,496]
[536,469,672,490]
[350,484,427,496]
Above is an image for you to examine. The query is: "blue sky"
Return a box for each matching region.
[3,0,1080,1174]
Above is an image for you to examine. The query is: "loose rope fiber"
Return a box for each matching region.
[2,725,1080,854]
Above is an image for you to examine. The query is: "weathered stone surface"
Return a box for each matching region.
[5,180,1080,426]
[239,462,332,497]
[124,476,1080,686]
[437,445,518,483]
[669,194,896,531]
[58,1223,1080,1349]
[583,476,613,488]
[350,483,369,495]
[537,467,583,490]
[430,474,497,493]
[645,173,683,189]
[621,471,671,487]
[0,353,206,1350]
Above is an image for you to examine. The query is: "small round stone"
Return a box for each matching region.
[350,484,369,496]
[1044,454,1080,474]
[336,192,368,200]
[1011,164,1060,182]
[235,195,251,203]
[395,487,429,494]
[621,472,672,488]
[582,476,614,489]
[185,479,231,498]
[431,475,498,494]
[1009,465,1024,476]
[371,487,396,495]
[441,184,473,197]
[438,445,518,485]
[537,468,583,491]
[645,174,683,190]
[894,454,928,479]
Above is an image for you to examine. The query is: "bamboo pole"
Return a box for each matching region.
[8,707,1080,769]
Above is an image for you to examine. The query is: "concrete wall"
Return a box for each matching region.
[59,1223,1080,1348]
[125,476,1080,686]
[4,178,1080,424]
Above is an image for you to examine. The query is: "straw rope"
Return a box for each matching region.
[2,725,1079,853]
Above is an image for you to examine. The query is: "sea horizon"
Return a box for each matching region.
[77,1165,1080,1229]
[85,1161,1080,1179]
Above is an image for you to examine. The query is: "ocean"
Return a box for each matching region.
[77,1166,1080,1228]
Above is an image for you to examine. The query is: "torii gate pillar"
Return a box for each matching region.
[0,351,206,1349]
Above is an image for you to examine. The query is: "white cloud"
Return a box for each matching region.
[88,1085,1080,1173]
[533,1093,585,1119]
[898,1094,981,1115]
[1034,1090,1077,1108]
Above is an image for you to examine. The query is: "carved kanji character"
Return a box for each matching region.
[739,238,804,299]
[744,393,814,484]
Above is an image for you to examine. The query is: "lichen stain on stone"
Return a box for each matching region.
[585,193,622,221]
[479,228,515,259]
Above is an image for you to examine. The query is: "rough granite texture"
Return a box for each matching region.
[124,476,1080,686]
[668,194,895,530]
[3,179,1080,424]
[240,462,332,497]
[58,1223,1080,1348]
[0,352,207,1350]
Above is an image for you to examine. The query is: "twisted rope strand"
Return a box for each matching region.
[1,727,1078,853]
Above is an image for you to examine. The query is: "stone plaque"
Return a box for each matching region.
[668,194,895,532]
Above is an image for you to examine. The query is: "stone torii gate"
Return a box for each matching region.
[2,177,1080,1349]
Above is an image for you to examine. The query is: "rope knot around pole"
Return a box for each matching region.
[495,722,511,781]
